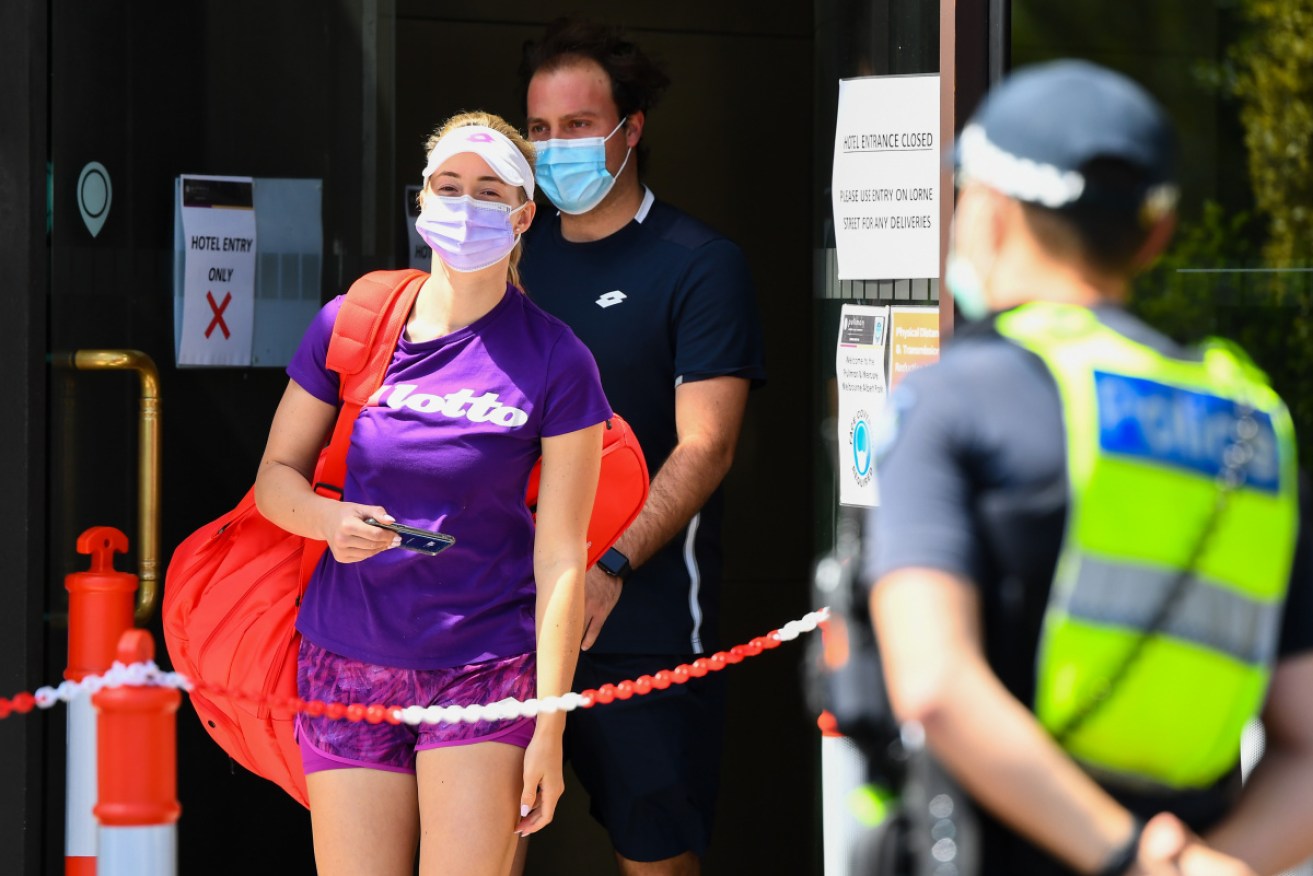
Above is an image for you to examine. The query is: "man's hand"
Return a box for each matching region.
[1127,813,1258,876]
[580,565,623,650]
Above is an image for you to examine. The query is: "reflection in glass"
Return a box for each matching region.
[1014,0,1313,465]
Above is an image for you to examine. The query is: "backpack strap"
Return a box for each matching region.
[328,268,428,406]
[316,268,426,491]
[297,268,428,590]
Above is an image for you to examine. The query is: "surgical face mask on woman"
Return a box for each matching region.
[533,117,630,215]
[414,195,528,273]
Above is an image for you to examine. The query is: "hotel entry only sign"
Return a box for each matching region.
[175,175,257,367]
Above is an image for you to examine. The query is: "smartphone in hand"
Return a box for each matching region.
[364,517,456,557]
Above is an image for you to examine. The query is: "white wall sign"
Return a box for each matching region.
[248,178,323,367]
[175,175,257,367]
[831,74,941,280]
[836,304,889,508]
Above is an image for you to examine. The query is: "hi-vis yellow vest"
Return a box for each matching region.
[995,302,1298,790]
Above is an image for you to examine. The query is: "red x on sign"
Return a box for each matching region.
[205,290,232,340]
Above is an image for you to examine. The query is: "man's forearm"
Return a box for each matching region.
[1206,653,1313,874]
[1206,744,1313,874]
[615,374,750,570]
[914,651,1136,873]
[872,571,1136,874]
[614,437,733,569]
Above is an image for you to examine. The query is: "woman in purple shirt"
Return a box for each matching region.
[254,111,611,876]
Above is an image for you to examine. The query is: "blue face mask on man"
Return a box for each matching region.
[533,117,631,215]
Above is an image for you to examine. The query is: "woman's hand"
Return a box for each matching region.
[256,381,398,561]
[512,424,598,837]
[515,727,565,837]
[320,504,399,563]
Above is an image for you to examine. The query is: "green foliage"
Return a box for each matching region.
[1015,0,1313,461]
[1231,0,1313,270]
[1130,0,1313,464]
[1132,201,1260,342]
[1132,201,1313,463]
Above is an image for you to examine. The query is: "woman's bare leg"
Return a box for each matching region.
[306,767,420,876]
[417,741,525,876]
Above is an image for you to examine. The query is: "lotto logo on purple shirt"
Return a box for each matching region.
[368,383,530,428]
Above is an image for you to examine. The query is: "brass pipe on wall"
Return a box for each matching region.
[67,350,162,624]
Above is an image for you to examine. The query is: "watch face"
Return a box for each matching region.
[600,548,628,577]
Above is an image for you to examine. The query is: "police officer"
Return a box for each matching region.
[865,60,1313,876]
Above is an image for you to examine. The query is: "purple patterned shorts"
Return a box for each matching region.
[296,638,537,775]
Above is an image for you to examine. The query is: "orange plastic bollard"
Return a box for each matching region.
[66,526,138,876]
[817,709,844,739]
[92,630,181,828]
[66,527,138,683]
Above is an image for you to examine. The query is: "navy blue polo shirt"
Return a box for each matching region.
[520,190,766,655]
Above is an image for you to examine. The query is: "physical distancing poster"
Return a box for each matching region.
[836,304,889,508]
[889,305,940,390]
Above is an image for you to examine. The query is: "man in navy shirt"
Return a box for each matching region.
[517,18,766,876]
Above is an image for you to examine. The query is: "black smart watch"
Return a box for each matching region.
[596,547,631,579]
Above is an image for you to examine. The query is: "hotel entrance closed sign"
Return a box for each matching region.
[831,74,941,281]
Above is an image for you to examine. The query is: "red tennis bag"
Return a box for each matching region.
[163,270,648,807]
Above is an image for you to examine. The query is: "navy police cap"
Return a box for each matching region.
[956,60,1179,218]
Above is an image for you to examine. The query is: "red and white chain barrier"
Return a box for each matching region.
[0,607,830,725]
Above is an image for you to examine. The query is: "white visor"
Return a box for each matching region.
[421,125,535,200]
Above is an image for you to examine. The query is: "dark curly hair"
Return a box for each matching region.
[518,18,671,172]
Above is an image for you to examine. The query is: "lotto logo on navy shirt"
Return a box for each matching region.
[1095,371,1280,492]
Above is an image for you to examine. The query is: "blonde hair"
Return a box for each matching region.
[422,111,536,291]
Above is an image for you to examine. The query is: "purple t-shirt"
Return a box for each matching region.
[287,284,611,670]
